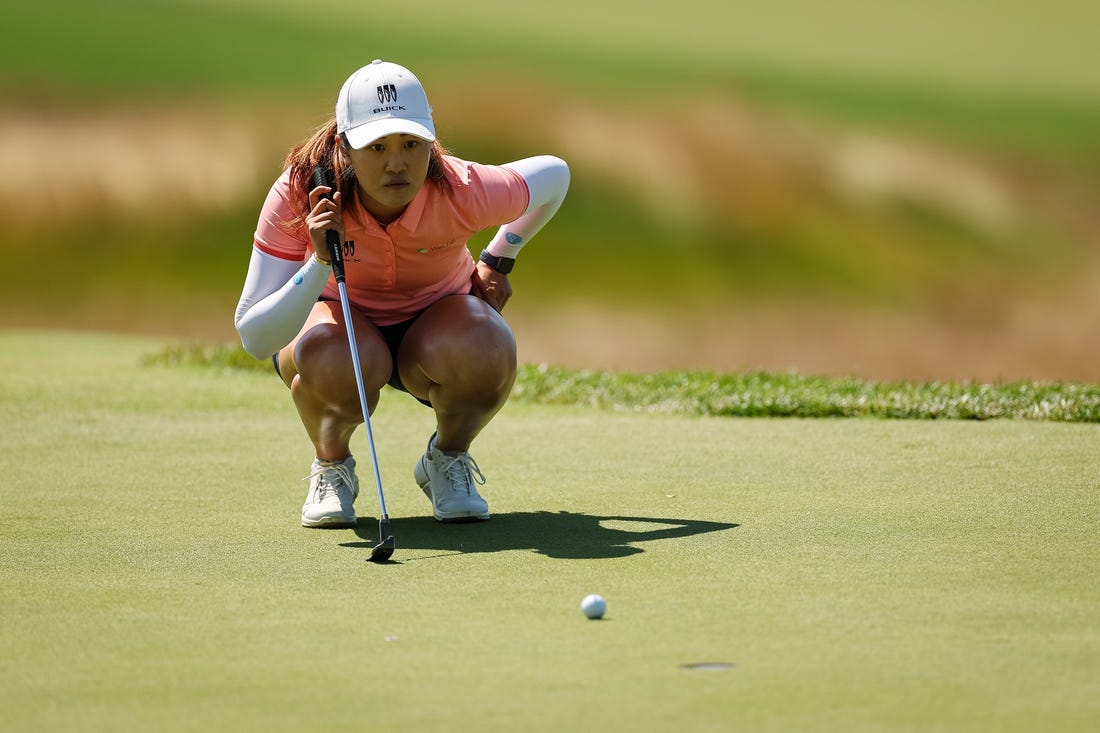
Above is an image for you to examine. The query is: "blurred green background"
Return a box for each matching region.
[3,0,1098,380]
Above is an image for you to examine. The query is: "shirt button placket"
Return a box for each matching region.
[382,235,396,288]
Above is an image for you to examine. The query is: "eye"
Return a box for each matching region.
[369,142,385,152]
[404,139,420,150]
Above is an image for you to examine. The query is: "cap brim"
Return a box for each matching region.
[343,118,436,149]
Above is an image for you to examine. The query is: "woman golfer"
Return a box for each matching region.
[235,60,569,527]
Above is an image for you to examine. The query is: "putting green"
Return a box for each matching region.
[1,331,1097,732]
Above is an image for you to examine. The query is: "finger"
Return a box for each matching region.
[469,269,489,299]
[307,185,328,207]
[310,187,344,216]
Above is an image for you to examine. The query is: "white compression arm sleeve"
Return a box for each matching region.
[486,155,570,259]
[233,249,332,359]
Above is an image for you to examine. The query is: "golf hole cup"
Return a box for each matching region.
[581,594,606,619]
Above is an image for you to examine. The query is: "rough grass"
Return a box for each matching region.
[143,343,1100,422]
[512,366,1100,421]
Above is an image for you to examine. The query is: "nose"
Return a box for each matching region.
[384,149,407,174]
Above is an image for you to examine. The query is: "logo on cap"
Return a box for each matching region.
[377,84,398,104]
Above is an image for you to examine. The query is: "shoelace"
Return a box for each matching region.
[439,452,486,496]
[304,462,355,501]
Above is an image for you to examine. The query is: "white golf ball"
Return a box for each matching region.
[581,594,606,619]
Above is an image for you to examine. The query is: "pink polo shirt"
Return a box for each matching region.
[253,156,530,325]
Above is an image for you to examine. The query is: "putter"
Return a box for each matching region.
[313,167,396,563]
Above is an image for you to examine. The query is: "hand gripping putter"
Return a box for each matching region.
[313,167,395,563]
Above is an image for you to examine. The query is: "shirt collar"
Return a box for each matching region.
[387,183,430,231]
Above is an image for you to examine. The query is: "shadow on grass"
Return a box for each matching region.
[342,511,739,560]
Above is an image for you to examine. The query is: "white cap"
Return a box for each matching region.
[336,60,436,149]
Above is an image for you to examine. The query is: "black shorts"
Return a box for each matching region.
[271,310,431,407]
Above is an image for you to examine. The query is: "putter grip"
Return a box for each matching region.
[311,166,345,283]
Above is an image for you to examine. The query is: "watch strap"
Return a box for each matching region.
[479,249,516,274]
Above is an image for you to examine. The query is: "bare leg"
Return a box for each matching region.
[276,300,391,461]
[397,294,517,452]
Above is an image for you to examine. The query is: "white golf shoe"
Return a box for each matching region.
[301,456,359,528]
[414,434,490,522]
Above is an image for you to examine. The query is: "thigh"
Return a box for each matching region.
[397,294,516,400]
[276,300,393,391]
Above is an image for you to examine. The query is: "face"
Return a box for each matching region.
[344,133,432,224]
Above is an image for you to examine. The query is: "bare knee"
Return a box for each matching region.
[442,311,516,385]
[294,321,391,400]
[401,296,517,401]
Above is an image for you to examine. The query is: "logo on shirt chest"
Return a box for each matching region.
[416,238,458,254]
[341,240,359,261]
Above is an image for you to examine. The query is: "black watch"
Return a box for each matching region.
[479,249,516,275]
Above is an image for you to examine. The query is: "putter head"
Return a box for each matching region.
[368,518,395,563]
[369,535,395,563]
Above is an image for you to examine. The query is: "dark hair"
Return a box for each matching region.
[282,117,450,231]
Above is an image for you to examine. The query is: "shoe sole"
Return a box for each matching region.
[301,514,357,528]
[437,513,490,523]
[415,459,490,523]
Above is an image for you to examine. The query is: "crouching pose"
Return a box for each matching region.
[234,60,569,527]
